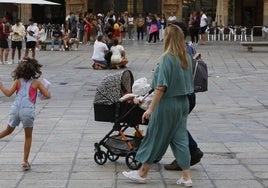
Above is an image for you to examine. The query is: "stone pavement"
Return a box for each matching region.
[0,39,268,188]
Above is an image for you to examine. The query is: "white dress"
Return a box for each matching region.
[110,45,124,64]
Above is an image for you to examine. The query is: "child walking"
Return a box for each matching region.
[0,57,51,170]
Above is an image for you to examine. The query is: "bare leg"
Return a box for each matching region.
[4,48,9,61]
[139,163,151,178]
[0,125,16,138]
[31,48,35,59]
[23,127,33,163]
[24,48,29,58]
[18,49,21,61]
[0,48,4,62]
[182,169,191,181]
[12,48,16,61]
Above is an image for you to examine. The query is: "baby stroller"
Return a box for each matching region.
[93,70,147,170]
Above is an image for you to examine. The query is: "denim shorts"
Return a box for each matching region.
[8,105,35,128]
[93,59,108,66]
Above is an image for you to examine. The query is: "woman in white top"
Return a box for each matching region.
[110,39,128,69]
[36,24,46,50]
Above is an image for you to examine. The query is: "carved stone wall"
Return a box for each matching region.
[162,0,182,21]
[65,0,87,15]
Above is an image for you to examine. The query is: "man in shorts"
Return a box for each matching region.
[200,10,208,45]
[24,18,39,59]
[0,16,10,64]
[10,19,25,64]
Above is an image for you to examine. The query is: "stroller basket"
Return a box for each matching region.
[105,135,141,155]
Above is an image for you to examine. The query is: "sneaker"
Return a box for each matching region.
[1,61,5,65]
[145,42,150,45]
[62,48,65,51]
[122,170,146,184]
[74,48,78,51]
[6,61,12,65]
[59,48,62,51]
[176,177,193,187]
[35,47,39,51]
[51,48,54,51]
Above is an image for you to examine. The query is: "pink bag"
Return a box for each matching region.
[149,23,158,34]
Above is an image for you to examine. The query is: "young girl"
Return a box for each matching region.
[0,57,51,170]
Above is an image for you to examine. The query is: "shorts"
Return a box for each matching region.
[93,59,108,66]
[8,105,35,128]
[11,41,22,49]
[200,26,207,34]
[0,39,9,48]
[26,41,36,49]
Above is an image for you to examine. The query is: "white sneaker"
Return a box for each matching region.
[176,177,193,187]
[62,48,65,51]
[122,170,146,184]
[51,48,54,51]
[1,61,5,65]
[74,48,78,51]
[6,61,12,65]
[35,47,39,51]
[59,48,62,51]
[145,42,150,45]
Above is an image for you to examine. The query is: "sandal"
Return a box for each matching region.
[21,161,31,170]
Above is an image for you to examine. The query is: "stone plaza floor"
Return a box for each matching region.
[0,38,268,188]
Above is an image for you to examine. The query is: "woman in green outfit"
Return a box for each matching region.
[123,24,194,187]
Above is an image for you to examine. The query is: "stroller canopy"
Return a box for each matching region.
[94,70,134,105]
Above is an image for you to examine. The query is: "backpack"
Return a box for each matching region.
[192,55,208,92]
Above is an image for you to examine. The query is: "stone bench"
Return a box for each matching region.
[240,41,268,52]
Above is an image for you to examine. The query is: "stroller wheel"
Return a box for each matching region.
[94,150,107,165]
[125,151,142,170]
[107,151,120,162]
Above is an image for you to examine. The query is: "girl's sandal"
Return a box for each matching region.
[21,162,31,170]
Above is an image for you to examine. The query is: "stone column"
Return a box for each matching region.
[20,4,32,24]
[264,0,268,25]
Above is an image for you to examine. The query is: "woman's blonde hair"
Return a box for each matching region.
[163,25,188,69]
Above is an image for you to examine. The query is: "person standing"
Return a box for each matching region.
[136,14,145,40]
[200,10,208,45]
[164,22,203,171]
[24,18,39,59]
[10,19,25,63]
[123,24,194,187]
[127,13,134,40]
[0,16,10,64]
[0,57,51,170]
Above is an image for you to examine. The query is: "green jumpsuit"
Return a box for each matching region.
[136,53,194,170]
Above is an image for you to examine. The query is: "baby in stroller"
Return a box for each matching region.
[93,70,150,170]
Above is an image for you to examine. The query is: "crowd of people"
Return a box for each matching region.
[0,9,207,186]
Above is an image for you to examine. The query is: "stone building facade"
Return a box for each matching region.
[1,0,268,26]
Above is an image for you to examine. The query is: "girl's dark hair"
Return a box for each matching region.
[12,57,42,80]
[113,39,119,46]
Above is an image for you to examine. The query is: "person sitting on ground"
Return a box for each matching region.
[50,24,63,51]
[68,27,79,50]
[110,38,128,69]
[92,35,109,69]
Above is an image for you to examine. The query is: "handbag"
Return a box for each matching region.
[192,56,208,92]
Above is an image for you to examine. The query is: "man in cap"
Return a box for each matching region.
[10,18,25,63]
